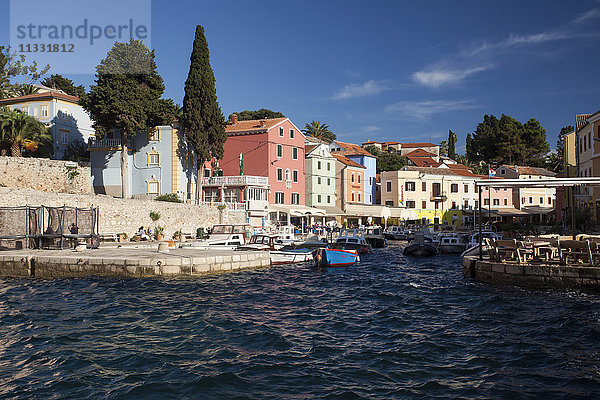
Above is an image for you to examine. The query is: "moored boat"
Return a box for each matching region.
[384,226,411,240]
[312,247,359,267]
[365,226,387,248]
[187,224,251,250]
[437,233,468,254]
[330,228,372,254]
[238,233,313,265]
[403,232,438,256]
[461,231,503,257]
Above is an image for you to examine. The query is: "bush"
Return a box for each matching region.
[155,193,182,203]
[150,211,161,222]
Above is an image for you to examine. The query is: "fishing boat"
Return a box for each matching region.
[238,233,313,264]
[365,226,387,248]
[384,226,410,240]
[403,232,438,256]
[330,228,372,254]
[312,247,359,267]
[461,231,503,257]
[188,224,251,250]
[437,233,468,254]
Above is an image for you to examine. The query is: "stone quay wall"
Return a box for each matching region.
[463,256,600,290]
[0,156,91,194]
[0,248,270,279]
[0,187,245,239]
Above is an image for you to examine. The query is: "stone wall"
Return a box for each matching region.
[0,156,91,194]
[463,256,600,290]
[0,187,246,239]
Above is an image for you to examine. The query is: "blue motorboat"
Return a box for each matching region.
[312,247,359,267]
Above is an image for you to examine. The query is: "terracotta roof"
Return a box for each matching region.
[332,140,374,157]
[450,169,477,177]
[401,166,460,176]
[225,117,287,135]
[576,114,591,132]
[399,142,437,148]
[406,156,441,168]
[382,141,399,145]
[0,90,80,104]
[362,140,379,145]
[446,163,471,171]
[305,144,318,154]
[333,154,366,168]
[404,148,437,158]
[515,166,556,177]
[305,135,328,144]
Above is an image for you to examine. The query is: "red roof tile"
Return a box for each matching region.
[333,154,366,168]
[404,148,437,158]
[332,140,374,157]
[0,90,80,104]
[576,114,591,132]
[225,117,287,135]
[407,156,441,168]
[305,144,318,154]
[400,142,437,148]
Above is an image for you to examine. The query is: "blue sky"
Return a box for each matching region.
[2,0,600,153]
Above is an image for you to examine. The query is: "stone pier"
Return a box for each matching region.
[463,256,600,290]
[0,248,271,279]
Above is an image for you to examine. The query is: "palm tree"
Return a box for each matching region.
[14,84,39,97]
[0,109,50,156]
[302,120,336,143]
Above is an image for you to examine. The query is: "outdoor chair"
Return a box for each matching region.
[558,240,594,266]
[494,239,521,263]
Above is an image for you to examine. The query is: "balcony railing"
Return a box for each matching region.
[430,191,447,201]
[88,137,125,149]
[201,175,268,187]
[201,201,247,211]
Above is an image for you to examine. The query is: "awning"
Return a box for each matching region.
[344,204,388,218]
[268,204,326,217]
[494,207,530,216]
[522,206,555,215]
[387,207,419,219]
[320,205,345,216]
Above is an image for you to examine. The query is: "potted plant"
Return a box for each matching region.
[155,226,165,241]
[117,232,128,242]
[172,229,183,242]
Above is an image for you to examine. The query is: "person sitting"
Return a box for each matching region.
[138,226,151,241]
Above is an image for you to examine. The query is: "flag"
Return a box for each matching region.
[488,166,495,177]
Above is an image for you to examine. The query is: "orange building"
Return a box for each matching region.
[333,154,366,209]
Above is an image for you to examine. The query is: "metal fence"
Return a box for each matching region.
[0,205,100,249]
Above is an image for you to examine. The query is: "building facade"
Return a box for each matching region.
[495,165,556,211]
[330,140,377,204]
[0,88,95,160]
[333,154,365,210]
[305,143,336,208]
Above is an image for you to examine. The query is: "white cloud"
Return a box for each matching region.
[364,125,380,132]
[385,100,479,120]
[573,8,600,24]
[412,66,488,88]
[333,80,388,100]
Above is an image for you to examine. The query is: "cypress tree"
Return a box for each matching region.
[182,26,226,203]
[448,130,457,160]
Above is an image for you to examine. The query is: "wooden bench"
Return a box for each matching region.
[559,240,593,265]
[99,233,118,242]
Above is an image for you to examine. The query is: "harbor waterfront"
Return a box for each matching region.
[2,244,600,398]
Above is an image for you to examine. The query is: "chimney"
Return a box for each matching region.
[259,119,266,128]
[231,113,238,124]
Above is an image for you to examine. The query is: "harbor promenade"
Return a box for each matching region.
[0,246,270,279]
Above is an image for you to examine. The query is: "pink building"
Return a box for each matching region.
[221,115,305,206]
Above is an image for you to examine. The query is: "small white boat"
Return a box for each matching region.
[187,224,251,250]
[331,228,372,254]
[384,226,411,240]
[461,231,503,257]
[404,231,438,256]
[437,233,468,254]
[365,226,387,248]
[239,234,313,265]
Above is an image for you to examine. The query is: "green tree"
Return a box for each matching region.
[0,46,50,98]
[41,74,86,97]
[0,108,51,157]
[229,109,285,121]
[302,120,336,143]
[62,140,89,162]
[182,26,227,204]
[80,39,173,199]
[546,125,574,173]
[448,130,457,159]
[14,84,39,97]
[364,145,406,173]
[439,140,448,157]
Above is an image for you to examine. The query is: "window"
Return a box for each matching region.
[501,169,505,175]
[422,200,427,209]
[504,199,508,206]
[484,198,490,206]
[548,197,551,204]
[464,184,469,193]
[277,168,283,181]
[147,179,160,194]
[351,174,355,183]
[279,127,284,137]
[277,144,283,158]
[493,199,499,206]
[327,178,331,186]
[293,170,298,183]
[422,182,427,191]
[204,169,211,177]
[292,147,298,160]
[385,200,394,206]
[589,132,592,150]
[475,200,479,208]
[41,105,49,118]
[358,193,361,202]
[60,129,69,145]
[327,195,331,204]
[290,129,295,139]
[358,175,361,183]
[452,201,457,209]
[522,197,526,204]
[529,197,533,204]
[285,169,291,181]
[369,177,373,185]
[317,161,321,170]
[451,183,458,193]
[464,200,469,209]
[32,107,38,117]
[351,192,355,202]
[21,106,29,115]
[540,197,544,204]
[406,200,415,208]
[369,195,372,203]
[149,128,160,141]
[275,192,284,204]
[327,162,331,171]
[318,177,322,185]
[292,193,299,204]
[386,181,392,192]
[317,194,322,203]
[405,181,416,191]
[435,202,439,210]
[148,151,160,165]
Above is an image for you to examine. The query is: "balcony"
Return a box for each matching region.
[200,201,247,212]
[88,137,128,149]
[430,191,447,202]
[201,175,268,187]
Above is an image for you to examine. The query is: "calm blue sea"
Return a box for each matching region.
[1,242,600,399]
